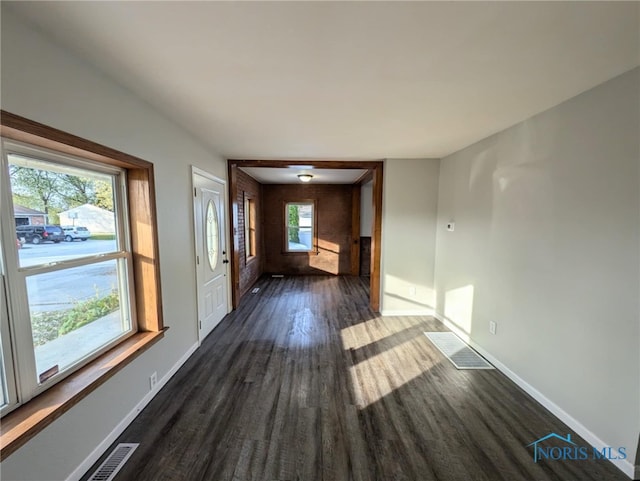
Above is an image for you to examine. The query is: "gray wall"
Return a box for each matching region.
[434,68,639,473]
[381,158,440,315]
[360,181,373,236]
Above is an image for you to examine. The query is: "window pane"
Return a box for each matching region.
[206,200,219,270]
[244,196,255,259]
[27,259,131,383]
[8,153,118,268]
[287,203,313,251]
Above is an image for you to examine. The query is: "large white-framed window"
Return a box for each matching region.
[0,112,164,459]
[0,139,136,413]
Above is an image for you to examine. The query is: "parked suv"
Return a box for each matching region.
[62,226,91,242]
[16,225,65,244]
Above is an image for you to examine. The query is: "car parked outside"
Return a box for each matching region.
[16,225,65,244]
[62,226,91,242]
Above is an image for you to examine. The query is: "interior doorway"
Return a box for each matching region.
[227,160,383,312]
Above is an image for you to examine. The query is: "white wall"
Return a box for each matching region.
[381,158,440,315]
[1,10,226,481]
[360,181,373,236]
[434,68,639,475]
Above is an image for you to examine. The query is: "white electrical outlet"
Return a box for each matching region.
[489,321,497,335]
[149,372,157,390]
[446,222,455,232]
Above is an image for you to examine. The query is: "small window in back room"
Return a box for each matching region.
[244,194,256,260]
[285,201,315,252]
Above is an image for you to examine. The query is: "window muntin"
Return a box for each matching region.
[285,202,315,252]
[1,139,136,409]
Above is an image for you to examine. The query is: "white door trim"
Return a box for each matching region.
[191,166,232,345]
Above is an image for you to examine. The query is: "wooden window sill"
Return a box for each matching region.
[0,329,166,460]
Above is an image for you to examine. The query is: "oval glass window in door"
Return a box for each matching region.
[206,199,219,270]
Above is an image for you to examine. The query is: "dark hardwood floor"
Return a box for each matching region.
[82,276,628,481]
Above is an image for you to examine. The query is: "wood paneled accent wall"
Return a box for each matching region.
[236,169,263,298]
[263,184,353,275]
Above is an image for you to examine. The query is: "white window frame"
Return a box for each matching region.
[284,201,316,253]
[0,138,137,414]
[0,270,18,412]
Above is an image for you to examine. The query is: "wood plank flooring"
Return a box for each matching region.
[82,276,629,481]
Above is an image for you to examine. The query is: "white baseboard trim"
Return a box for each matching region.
[66,342,200,481]
[433,312,636,480]
[381,308,435,317]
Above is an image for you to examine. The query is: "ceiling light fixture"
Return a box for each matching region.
[297,174,313,183]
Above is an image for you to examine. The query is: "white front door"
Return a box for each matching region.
[193,171,229,341]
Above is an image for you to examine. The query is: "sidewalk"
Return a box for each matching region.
[34,311,127,377]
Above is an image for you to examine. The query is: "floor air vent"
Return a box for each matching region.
[424,332,494,370]
[88,443,139,481]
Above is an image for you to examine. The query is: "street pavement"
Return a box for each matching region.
[17,240,121,312]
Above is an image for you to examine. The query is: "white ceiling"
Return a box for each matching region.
[6,2,640,161]
[239,167,367,184]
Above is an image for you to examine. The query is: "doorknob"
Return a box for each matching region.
[223,259,229,264]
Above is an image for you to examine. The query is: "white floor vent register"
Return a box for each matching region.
[424,332,494,370]
[88,443,139,481]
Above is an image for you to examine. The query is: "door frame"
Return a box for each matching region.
[191,166,232,343]
[227,159,383,312]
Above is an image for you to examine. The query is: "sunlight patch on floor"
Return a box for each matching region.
[340,316,424,351]
[347,337,437,408]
